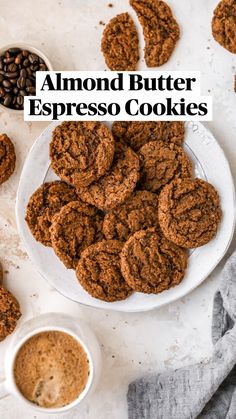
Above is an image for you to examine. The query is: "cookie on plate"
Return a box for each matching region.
[0,134,16,185]
[130,0,180,67]
[120,228,187,294]
[158,178,222,248]
[50,122,115,188]
[212,0,236,54]
[138,142,192,193]
[50,200,104,269]
[78,144,140,211]
[103,190,159,242]
[101,12,139,70]
[76,240,132,302]
[0,286,21,341]
[112,121,185,151]
[25,181,78,247]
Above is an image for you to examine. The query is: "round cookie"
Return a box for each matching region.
[158,178,222,248]
[25,181,78,247]
[50,121,115,188]
[130,0,180,67]
[0,286,21,341]
[212,0,236,54]
[76,240,132,302]
[78,144,140,211]
[112,121,185,151]
[101,12,139,70]
[120,228,187,294]
[103,191,159,242]
[0,134,16,185]
[50,200,104,269]
[138,142,192,193]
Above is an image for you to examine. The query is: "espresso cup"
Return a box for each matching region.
[0,313,102,413]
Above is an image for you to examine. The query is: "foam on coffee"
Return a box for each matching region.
[13,330,90,408]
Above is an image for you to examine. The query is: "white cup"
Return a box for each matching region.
[0,312,102,414]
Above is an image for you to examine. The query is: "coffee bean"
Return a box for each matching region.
[26,67,32,75]
[17,76,26,88]
[9,78,17,85]
[20,68,27,77]
[3,94,12,107]
[17,95,24,106]
[3,57,14,64]
[39,64,47,71]
[3,79,11,88]
[8,63,17,72]
[26,86,36,94]
[28,53,38,64]
[13,87,19,94]
[5,71,18,78]
[0,70,5,76]
[23,59,29,67]
[0,74,4,83]
[22,50,29,57]
[8,47,21,55]
[19,89,27,96]
[15,56,21,65]
[0,87,5,97]
[25,78,32,87]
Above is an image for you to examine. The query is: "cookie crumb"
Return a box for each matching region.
[108,3,113,7]
[99,20,105,25]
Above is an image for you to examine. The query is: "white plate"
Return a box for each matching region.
[16,122,236,312]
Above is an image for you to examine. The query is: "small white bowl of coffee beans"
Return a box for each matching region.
[0,43,53,113]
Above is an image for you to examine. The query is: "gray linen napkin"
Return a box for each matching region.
[127,250,236,419]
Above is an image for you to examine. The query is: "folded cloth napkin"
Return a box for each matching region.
[127,250,236,419]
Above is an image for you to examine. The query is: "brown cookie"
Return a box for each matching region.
[25,181,78,247]
[138,142,192,193]
[78,144,140,211]
[130,0,180,67]
[0,134,16,185]
[158,178,222,248]
[76,240,132,302]
[112,121,185,151]
[101,12,139,70]
[0,286,21,341]
[120,228,187,294]
[50,122,115,188]
[50,201,104,269]
[212,0,236,54]
[103,191,159,242]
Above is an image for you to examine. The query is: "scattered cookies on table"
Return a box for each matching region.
[212,0,236,54]
[25,181,78,246]
[0,286,21,341]
[50,122,115,188]
[50,200,104,269]
[103,190,159,242]
[120,228,187,294]
[112,121,185,151]
[130,0,180,67]
[76,240,132,302]
[138,142,192,193]
[158,178,222,248]
[101,12,139,70]
[0,133,16,185]
[78,144,140,211]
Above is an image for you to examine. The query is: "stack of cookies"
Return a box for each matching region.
[25,121,222,303]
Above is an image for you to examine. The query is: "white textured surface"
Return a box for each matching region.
[0,0,236,418]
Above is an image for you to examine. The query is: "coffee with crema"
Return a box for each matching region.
[14,330,90,408]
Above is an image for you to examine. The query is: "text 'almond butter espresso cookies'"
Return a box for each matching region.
[50,201,104,269]
[121,228,187,294]
[76,240,132,302]
[158,178,222,248]
[50,122,115,188]
[103,191,159,242]
[25,181,78,246]
[130,0,180,67]
[101,12,139,71]
[212,0,236,54]
[112,121,185,151]
[78,144,140,211]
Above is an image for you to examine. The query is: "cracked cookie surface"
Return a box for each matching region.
[50,200,104,269]
[120,228,187,294]
[101,12,139,70]
[112,121,185,151]
[0,286,21,341]
[50,122,115,188]
[138,142,192,192]
[78,144,140,211]
[212,0,236,53]
[25,181,78,247]
[103,191,159,242]
[0,133,16,185]
[76,240,132,302]
[158,178,222,248]
[130,0,180,67]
